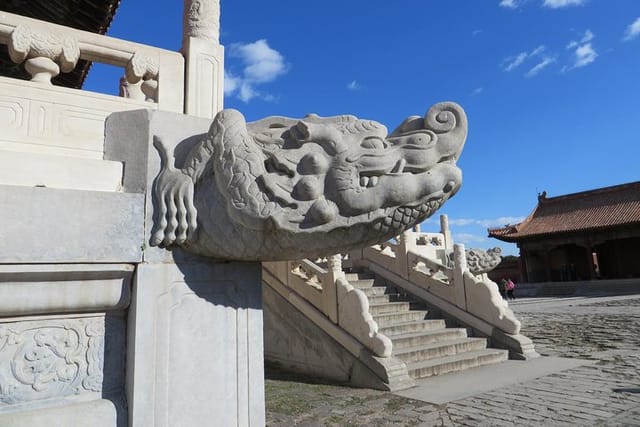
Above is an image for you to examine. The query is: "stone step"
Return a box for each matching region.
[359,286,390,297]
[368,301,412,315]
[345,272,375,281]
[372,310,430,327]
[350,279,377,288]
[406,349,509,379]
[393,337,488,364]
[367,293,410,305]
[379,319,447,336]
[390,328,468,349]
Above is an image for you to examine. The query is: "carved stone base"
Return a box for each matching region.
[127,261,265,427]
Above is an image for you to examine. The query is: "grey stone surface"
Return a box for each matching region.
[0,185,144,263]
[149,103,467,260]
[0,399,120,427]
[0,264,132,316]
[127,261,265,427]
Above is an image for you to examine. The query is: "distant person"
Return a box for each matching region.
[498,278,507,299]
[506,278,516,300]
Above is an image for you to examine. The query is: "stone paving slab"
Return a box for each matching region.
[395,356,594,405]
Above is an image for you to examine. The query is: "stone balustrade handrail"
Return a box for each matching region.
[0,11,184,112]
[408,251,453,283]
[348,229,538,359]
[264,256,393,358]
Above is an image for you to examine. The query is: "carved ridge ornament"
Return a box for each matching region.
[8,25,80,83]
[150,102,468,261]
[0,318,105,405]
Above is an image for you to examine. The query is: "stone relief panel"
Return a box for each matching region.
[0,317,106,408]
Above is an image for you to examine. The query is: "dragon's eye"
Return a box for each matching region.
[360,137,386,150]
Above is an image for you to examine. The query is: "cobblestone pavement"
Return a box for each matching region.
[265,296,640,426]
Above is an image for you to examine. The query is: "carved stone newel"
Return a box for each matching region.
[183,0,220,43]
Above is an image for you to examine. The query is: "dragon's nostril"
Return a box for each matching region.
[443,180,456,193]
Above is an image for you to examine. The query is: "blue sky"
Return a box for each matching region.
[86,0,640,256]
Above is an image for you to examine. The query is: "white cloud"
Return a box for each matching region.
[525,56,557,77]
[471,87,484,96]
[567,29,594,49]
[623,17,640,41]
[448,218,477,226]
[504,52,528,71]
[448,216,525,228]
[223,70,240,95]
[225,39,288,102]
[503,45,545,72]
[477,216,526,228]
[453,233,488,246]
[499,0,518,9]
[542,0,586,8]
[472,29,483,37]
[562,30,598,72]
[347,80,361,91]
[573,42,597,67]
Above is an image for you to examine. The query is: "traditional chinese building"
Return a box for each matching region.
[488,181,640,283]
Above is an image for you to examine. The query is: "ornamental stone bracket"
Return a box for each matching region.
[8,24,80,84]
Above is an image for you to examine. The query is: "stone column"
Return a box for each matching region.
[440,214,453,252]
[182,0,224,118]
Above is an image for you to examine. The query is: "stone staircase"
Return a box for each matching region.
[346,271,508,379]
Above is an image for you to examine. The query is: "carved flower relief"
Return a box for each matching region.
[0,318,105,406]
[8,25,80,73]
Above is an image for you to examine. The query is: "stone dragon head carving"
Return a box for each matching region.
[151,102,467,260]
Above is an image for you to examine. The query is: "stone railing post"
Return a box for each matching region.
[182,0,224,118]
[322,255,342,323]
[440,214,453,252]
[397,231,416,279]
[453,243,468,310]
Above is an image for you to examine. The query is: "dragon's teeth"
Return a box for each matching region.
[369,176,379,187]
[360,176,370,187]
